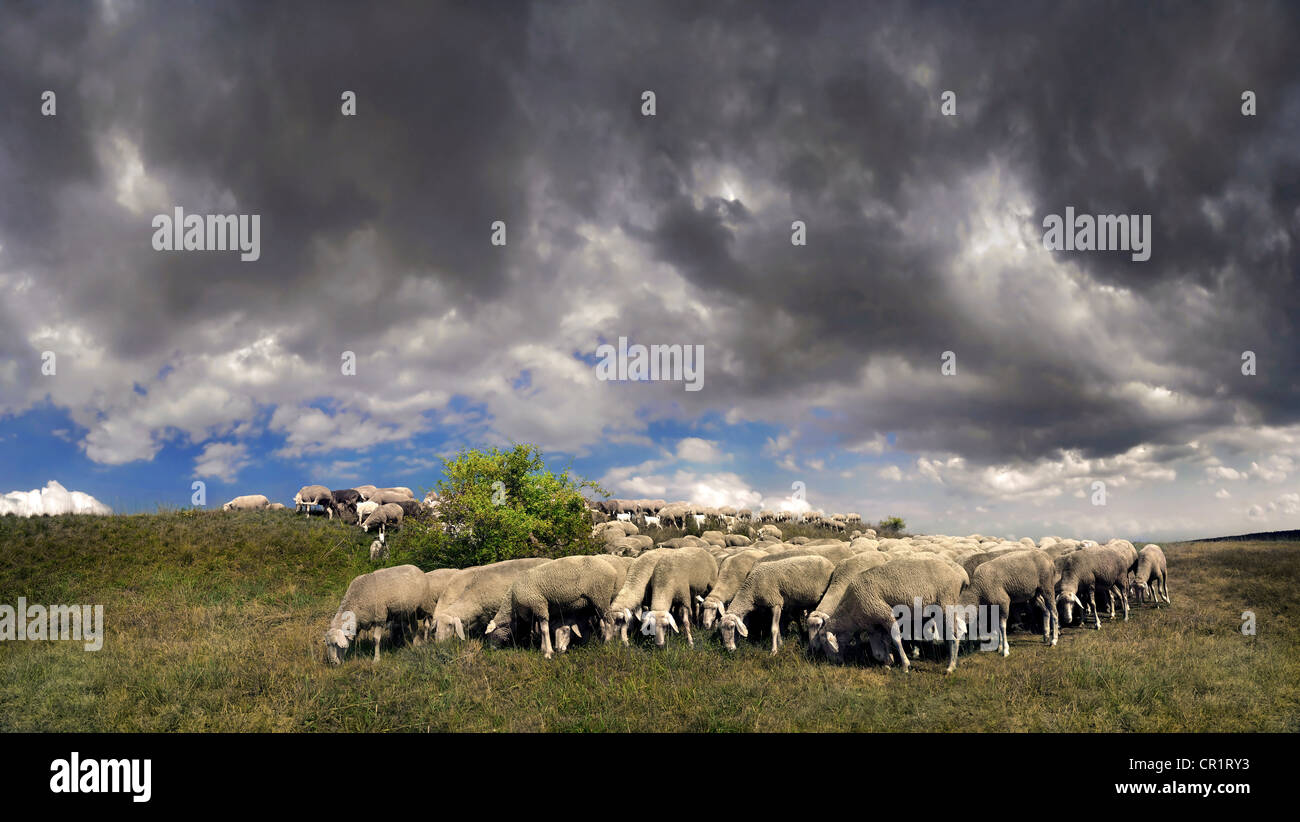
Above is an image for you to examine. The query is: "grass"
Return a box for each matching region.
[1,511,1297,731]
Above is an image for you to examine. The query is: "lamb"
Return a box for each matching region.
[485,556,621,658]
[806,552,892,656]
[294,485,335,518]
[369,532,388,561]
[361,502,404,534]
[432,558,552,641]
[960,549,1059,655]
[267,502,287,511]
[323,564,427,664]
[810,556,968,673]
[699,549,765,629]
[355,500,380,522]
[1131,544,1170,606]
[1056,546,1131,629]
[605,549,671,644]
[640,546,719,647]
[222,494,269,511]
[720,555,835,655]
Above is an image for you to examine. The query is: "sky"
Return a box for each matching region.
[1,0,1298,541]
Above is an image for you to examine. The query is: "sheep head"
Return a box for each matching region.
[553,621,582,654]
[718,613,747,651]
[640,610,678,647]
[434,615,466,642]
[1056,590,1085,624]
[324,611,357,665]
[806,611,830,654]
[699,598,725,630]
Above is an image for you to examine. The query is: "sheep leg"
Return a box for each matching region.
[770,607,782,655]
[371,625,382,662]
[1160,576,1170,605]
[1089,590,1101,630]
[676,603,694,647]
[1038,596,1051,644]
[1115,584,1129,621]
[540,618,553,659]
[1000,612,1010,657]
[890,626,910,673]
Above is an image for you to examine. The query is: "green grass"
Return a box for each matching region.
[1,511,1297,731]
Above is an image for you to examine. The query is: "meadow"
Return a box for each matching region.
[1,511,1296,732]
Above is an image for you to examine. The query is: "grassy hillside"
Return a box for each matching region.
[1,511,1297,732]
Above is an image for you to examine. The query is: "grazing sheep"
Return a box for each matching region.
[360,502,404,534]
[432,558,552,642]
[417,569,460,642]
[294,485,335,518]
[323,564,427,664]
[354,485,379,500]
[1056,546,1131,629]
[267,502,287,511]
[222,494,269,511]
[961,550,1059,655]
[331,488,361,519]
[485,556,621,658]
[606,549,671,644]
[720,555,836,655]
[807,552,892,656]
[699,549,766,630]
[1131,544,1170,606]
[812,556,969,673]
[640,547,719,647]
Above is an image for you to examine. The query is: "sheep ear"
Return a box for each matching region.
[485,620,497,634]
[623,608,633,623]
[695,595,703,603]
[454,617,465,641]
[734,619,748,637]
[570,623,582,639]
[666,613,679,632]
[717,601,726,616]
[825,633,839,652]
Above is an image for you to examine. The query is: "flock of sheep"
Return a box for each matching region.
[321,499,1172,671]
[223,484,440,557]
[590,498,861,531]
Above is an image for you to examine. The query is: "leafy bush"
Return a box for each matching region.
[418,444,603,568]
[876,516,906,536]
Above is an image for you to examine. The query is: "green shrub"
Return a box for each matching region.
[423,444,603,568]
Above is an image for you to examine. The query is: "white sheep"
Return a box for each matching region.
[811,556,968,673]
[323,565,427,664]
[361,502,404,534]
[640,547,719,647]
[698,548,765,630]
[1131,544,1169,606]
[356,500,379,522]
[432,558,552,641]
[807,552,892,656]
[294,485,334,518]
[369,532,387,561]
[960,549,1059,655]
[222,494,269,511]
[605,548,671,644]
[719,555,835,655]
[485,556,621,658]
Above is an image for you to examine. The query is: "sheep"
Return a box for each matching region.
[222,494,270,511]
[485,556,621,658]
[323,564,427,664]
[699,549,766,629]
[806,552,892,656]
[432,558,552,641]
[756,542,854,566]
[810,556,968,673]
[640,546,719,647]
[267,502,287,511]
[369,532,388,561]
[355,500,379,522]
[1056,546,1131,629]
[1131,544,1169,606]
[361,502,405,534]
[417,568,460,642]
[294,485,335,518]
[606,549,671,644]
[757,524,782,541]
[331,488,362,519]
[960,549,1059,655]
[720,555,836,655]
[368,488,414,506]
[354,484,379,500]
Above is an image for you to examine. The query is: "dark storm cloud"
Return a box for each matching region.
[1,0,1297,467]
